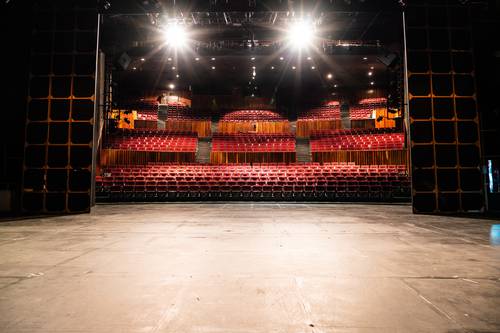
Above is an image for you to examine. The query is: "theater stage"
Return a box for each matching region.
[0,203,499,333]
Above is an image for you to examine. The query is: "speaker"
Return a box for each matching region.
[117,52,131,70]
[377,53,398,67]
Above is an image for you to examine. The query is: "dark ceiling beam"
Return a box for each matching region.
[100,0,402,15]
[358,11,381,40]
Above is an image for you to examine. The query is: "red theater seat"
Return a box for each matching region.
[96,163,410,202]
[310,128,405,152]
[105,129,197,152]
[212,133,295,152]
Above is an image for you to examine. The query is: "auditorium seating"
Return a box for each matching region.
[102,130,198,165]
[105,129,197,152]
[211,133,296,163]
[166,105,211,120]
[310,128,405,151]
[309,128,407,165]
[296,105,342,137]
[98,94,410,202]
[96,163,410,202]
[349,106,375,120]
[132,99,158,128]
[160,105,212,137]
[131,99,158,120]
[359,97,387,106]
[298,105,341,120]
[221,109,286,121]
[218,109,290,134]
[212,133,295,152]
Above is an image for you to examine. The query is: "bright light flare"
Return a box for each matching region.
[287,20,316,50]
[163,24,188,49]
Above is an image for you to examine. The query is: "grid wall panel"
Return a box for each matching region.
[406,4,484,213]
[22,2,97,214]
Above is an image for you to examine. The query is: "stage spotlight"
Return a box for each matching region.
[168,83,175,89]
[287,20,315,50]
[326,73,333,80]
[163,23,188,49]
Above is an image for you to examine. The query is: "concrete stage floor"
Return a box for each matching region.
[0,203,499,333]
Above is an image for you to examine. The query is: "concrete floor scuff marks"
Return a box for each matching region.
[0,203,499,333]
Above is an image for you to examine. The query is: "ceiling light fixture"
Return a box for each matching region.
[162,23,188,49]
[287,19,316,50]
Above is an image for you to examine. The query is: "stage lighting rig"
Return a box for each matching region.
[286,19,316,50]
[162,23,188,49]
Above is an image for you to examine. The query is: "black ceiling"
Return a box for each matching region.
[101,2,403,98]
[100,0,402,15]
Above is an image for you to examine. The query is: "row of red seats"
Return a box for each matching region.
[298,105,340,120]
[96,163,410,201]
[358,97,387,106]
[212,133,295,152]
[123,99,158,121]
[298,99,387,121]
[105,130,197,152]
[137,110,158,121]
[105,162,406,175]
[164,105,211,121]
[310,131,405,151]
[311,128,400,136]
[221,109,286,122]
[350,106,376,120]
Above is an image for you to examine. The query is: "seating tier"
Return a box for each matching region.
[96,163,410,201]
[105,130,197,152]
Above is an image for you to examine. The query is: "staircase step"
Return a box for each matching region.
[296,138,311,163]
[196,137,212,163]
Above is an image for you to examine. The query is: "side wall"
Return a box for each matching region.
[21,1,98,214]
[406,1,484,213]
